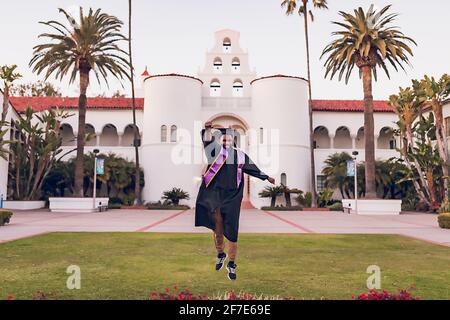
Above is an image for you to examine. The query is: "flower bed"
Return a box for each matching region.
[353,289,419,300]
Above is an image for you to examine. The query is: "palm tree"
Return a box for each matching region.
[128,0,142,205]
[0,65,22,124]
[163,188,190,206]
[30,7,129,197]
[321,5,416,199]
[259,186,284,207]
[321,152,353,198]
[281,0,328,207]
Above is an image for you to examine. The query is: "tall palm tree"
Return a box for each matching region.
[30,7,129,197]
[281,0,328,207]
[128,0,142,205]
[321,5,416,198]
[1,65,22,124]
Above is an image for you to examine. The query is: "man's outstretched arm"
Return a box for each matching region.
[243,154,275,184]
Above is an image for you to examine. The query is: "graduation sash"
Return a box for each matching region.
[204,147,245,188]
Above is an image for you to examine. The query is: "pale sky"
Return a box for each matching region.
[1,0,449,100]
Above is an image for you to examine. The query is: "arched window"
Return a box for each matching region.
[313,126,330,149]
[122,125,139,147]
[161,125,168,143]
[356,127,365,149]
[223,37,231,53]
[213,57,223,74]
[281,173,287,186]
[60,124,75,146]
[232,79,244,97]
[170,125,178,143]
[100,124,119,146]
[334,127,352,149]
[210,79,221,97]
[378,127,394,149]
[232,57,241,73]
[85,124,97,146]
[259,127,264,144]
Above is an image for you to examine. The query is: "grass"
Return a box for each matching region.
[0,233,449,300]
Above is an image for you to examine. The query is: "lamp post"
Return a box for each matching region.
[93,149,100,211]
[352,151,359,215]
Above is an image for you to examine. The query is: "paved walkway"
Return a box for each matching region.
[1,209,449,246]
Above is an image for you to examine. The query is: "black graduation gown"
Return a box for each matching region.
[195,130,269,242]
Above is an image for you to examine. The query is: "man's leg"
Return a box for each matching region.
[213,209,227,271]
[228,242,238,262]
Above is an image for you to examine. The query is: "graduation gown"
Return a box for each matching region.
[195,130,269,242]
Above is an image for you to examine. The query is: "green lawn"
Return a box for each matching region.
[0,233,449,300]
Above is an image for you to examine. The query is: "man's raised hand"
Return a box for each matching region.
[267,177,276,185]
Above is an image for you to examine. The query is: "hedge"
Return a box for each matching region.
[438,213,450,229]
[0,210,13,226]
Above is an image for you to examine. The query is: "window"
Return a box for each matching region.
[259,127,264,144]
[232,57,241,73]
[170,125,178,143]
[210,79,221,97]
[232,79,244,97]
[317,175,327,192]
[213,57,223,74]
[389,139,397,150]
[223,37,231,53]
[281,173,287,186]
[161,125,167,143]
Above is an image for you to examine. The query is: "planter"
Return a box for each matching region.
[49,198,109,213]
[342,199,402,215]
[3,201,46,211]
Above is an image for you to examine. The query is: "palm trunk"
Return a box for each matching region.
[2,87,9,125]
[74,70,89,197]
[431,101,449,202]
[361,66,377,199]
[271,196,276,208]
[303,2,318,207]
[128,0,142,205]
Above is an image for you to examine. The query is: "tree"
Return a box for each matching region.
[413,75,450,202]
[128,0,142,205]
[8,107,73,200]
[0,65,22,124]
[162,188,190,206]
[259,186,284,207]
[10,81,62,97]
[30,7,129,197]
[321,5,416,199]
[322,152,353,198]
[281,0,328,207]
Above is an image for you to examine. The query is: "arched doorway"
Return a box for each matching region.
[206,113,251,204]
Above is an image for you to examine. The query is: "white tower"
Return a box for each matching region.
[141,74,203,206]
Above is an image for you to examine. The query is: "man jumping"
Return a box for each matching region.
[195,122,275,281]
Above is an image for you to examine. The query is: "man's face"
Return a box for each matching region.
[221,134,234,148]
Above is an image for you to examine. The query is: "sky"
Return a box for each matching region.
[1,0,449,100]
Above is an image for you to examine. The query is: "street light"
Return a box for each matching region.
[93,149,100,211]
[352,151,359,215]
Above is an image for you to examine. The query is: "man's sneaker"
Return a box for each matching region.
[216,253,228,271]
[226,262,237,281]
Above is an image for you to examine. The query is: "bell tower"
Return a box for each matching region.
[198,29,256,99]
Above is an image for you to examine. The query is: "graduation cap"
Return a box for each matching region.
[212,128,237,138]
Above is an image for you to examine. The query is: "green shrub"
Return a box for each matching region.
[438,213,450,229]
[327,202,343,212]
[296,191,312,208]
[147,201,190,211]
[0,210,13,226]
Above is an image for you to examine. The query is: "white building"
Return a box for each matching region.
[5,29,414,208]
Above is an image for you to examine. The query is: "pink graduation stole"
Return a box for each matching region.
[204,147,245,188]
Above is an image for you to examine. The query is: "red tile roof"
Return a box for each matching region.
[9,96,145,113]
[312,100,394,113]
[8,97,394,113]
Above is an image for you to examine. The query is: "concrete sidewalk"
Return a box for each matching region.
[0,209,449,247]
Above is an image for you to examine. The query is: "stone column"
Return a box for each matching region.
[96,133,101,146]
[329,133,335,149]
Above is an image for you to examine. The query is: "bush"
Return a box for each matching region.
[327,202,343,212]
[0,210,13,226]
[162,188,190,206]
[438,213,450,229]
[296,191,312,208]
[147,202,190,211]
